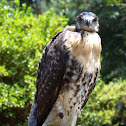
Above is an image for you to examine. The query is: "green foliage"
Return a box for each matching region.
[77,79,126,126]
[0,1,68,125]
[41,0,90,24]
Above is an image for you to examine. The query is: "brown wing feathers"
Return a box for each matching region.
[35,30,68,126]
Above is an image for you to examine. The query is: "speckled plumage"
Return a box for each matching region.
[28,12,101,126]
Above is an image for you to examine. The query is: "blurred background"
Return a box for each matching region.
[0,0,126,125]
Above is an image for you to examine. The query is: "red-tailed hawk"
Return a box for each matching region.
[28,12,101,126]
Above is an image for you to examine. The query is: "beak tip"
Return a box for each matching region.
[87,21,90,27]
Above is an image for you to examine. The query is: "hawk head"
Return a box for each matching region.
[76,12,99,32]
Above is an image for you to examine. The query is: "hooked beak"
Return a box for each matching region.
[86,20,90,27]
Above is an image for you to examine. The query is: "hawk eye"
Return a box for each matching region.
[78,16,83,22]
[93,17,97,22]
